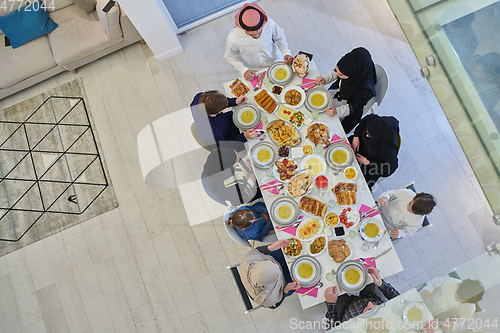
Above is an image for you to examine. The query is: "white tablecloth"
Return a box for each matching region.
[223,61,403,309]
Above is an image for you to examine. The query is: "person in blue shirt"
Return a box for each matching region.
[190,90,257,149]
[226,201,274,242]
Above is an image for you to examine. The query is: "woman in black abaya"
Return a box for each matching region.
[316,47,377,133]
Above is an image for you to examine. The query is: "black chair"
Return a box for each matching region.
[227,263,262,314]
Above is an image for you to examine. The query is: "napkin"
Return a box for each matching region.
[275,215,304,235]
[356,257,377,270]
[302,78,315,84]
[259,180,282,194]
[359,204,381,218]
[324,134,351,149]
[254,121,263,137]
[251,71,267,89]
[296,279,322,297]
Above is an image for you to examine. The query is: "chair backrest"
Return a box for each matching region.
[227,263,262,314]
[374,64,389,107]
[190,122,214,151]
[201,171,230,206]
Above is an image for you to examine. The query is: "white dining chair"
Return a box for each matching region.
[362,64,389,117]
[223,198,278,248]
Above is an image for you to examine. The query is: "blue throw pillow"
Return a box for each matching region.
[0,1,58,49]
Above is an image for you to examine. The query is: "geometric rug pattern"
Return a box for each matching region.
[0,78,118,255]
[0,96,108,242]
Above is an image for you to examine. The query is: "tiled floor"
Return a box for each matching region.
[0,0,499,332]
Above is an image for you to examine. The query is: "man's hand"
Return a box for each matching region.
[284,55,293,65]
[236,95,248,105]
[244,70,257,81]
[377,197,388,206]
[355,153,370,165]
[324,286,338,303]
[390,228,399,238]
[363,302,377,313]
[351,136,360,153]
[421,290,432,299]
[326,106,337,117]
[284,278,300,293]
[244,129,257,140]
[315,76,326,86]
[268,239,290,252]
[367,266,382,287]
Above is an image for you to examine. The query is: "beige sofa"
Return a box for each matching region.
[0,0,142,100]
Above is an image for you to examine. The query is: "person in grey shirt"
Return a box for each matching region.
[377,189,436,238]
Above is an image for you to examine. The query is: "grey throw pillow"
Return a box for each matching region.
[72,0,96,13]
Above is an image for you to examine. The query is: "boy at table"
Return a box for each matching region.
[191,90,257,150]
[225,3,293,81]
[324,266,400,328]
[378,189,436,239]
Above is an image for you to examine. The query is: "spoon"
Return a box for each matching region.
[373,230,387,250]
[297,165,313,173]
[301,281,323,296]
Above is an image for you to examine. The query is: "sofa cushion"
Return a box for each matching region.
[72,0,96,13]
[0,1,58,48]
[96,0,122,39]
[0,35,57,88]
[47,4,122,66]
[46,0,74,12]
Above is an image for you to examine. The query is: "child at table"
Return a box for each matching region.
[226,201,275,242]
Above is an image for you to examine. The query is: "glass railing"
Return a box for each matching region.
[386,0,500,217]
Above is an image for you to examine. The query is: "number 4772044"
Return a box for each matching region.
[0,0,55,11]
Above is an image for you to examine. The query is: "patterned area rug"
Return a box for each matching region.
[0,78,118,256]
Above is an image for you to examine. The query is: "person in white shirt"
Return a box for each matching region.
[377,189,436,239]
[225,3,292,81]
[420,276,484,331]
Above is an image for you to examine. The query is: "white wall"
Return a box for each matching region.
[118,0,183,61]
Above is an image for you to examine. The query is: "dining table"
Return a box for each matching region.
[223,59,403,310]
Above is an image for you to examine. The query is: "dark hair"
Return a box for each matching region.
[456,279,484,304]
[199,90,228,115]
[411,193,436,215]
[226,209,255,229]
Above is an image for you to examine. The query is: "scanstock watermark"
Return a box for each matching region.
[289,317,442,331]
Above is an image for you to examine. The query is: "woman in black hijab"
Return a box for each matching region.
[349,114,399,189]
[316,47,377,133]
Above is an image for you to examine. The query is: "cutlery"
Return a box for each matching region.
[360,205,379,219]
[297,165,313,173]
[373,230,387,250]
[323,138,347,149]
[358,258,380,272]
[369,247,392,262]
[292,221,301,228]
[254,73,265,91]
[253,74,261,91]
[301,282,323,296]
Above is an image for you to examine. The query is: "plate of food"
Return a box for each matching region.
[325,143,354,171]
[306,122,332,146]
[292,53,310,78]
[273,158,298,181]
[287,172,313,198]
[324,212,340,227]
[272,85,283,95]
[309,234,327,256]
[300,154,326,177]
[336,260,368,293]
[299,195,327,218]
[403,302,427,329]
[296,218,323,242]
[232,104,260,130]
[267,61,293,85]
[359,218,384,242]
[332,181,358,206]
[306,87,330,109]
[276,105,306,128]
[254,89,278,114]
[337,206,360,229]
[250,141,278,169]
[229,78,250,97]
[282,237,303,258]
[269,196,300,225]
[281,86,306,108]
[290,255,321,288]
[327,239,353,263]
[266,119,301,147]
[343,166,357,181]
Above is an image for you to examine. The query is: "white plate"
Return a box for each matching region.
[328,145,352,167]
[305,121,333,146]
[296,218,324,242]
[276,104,307,129]
[266,119,302,147]
[308,234,327,256]
[270,63,293,84]
[343,166,357,181]
[286,172,314,198]
[283,237,303,259]
[298,194,327,218]
[290,255,321,288]
[331,181,359,207]
[293,258,317,284]
[328,239,354,263]
[403,302,427,328]
[307,89,329,109]
[233,104,260,130]
[272,157,298,182]
[251,142,278,168]
[230,79,251,97]
[272,200,298,225]
[359,218,385,242]
[336,206,360,229]
[281,86,306,108]
[254,88,279,114]
[338,255,366,285]
[300,154,326,177]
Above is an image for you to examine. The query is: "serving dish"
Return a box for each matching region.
[250,141,278,169]
[359,218,385,243]
[232,104,261,130]
[281,86,306,108]
[304,86,333,113]
[336,260,368,293]
[269,195,300,226]
[267,61,293,85]
[290,255,321,288]
[325,143,354,171]
[296,218,324,242]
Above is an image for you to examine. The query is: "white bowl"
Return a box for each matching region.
[308,234,327,256]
